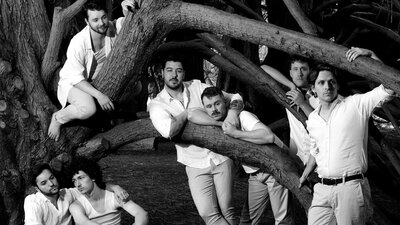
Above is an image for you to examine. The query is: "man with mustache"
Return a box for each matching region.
[48,0,140,141]
[148,55,243,225]
[299,48,394,225]
[188,86,293,225]
[24,163,128,225]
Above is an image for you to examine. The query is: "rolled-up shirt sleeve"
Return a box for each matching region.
[148,103,173,139]
[24,195,43,225]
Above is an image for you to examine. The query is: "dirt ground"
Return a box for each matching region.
[99,140,307,225]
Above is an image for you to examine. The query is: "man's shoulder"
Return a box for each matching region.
[239,110,257,119]
[24,192,44,205]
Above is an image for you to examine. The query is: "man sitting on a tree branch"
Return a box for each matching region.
[148,55,243,225]
[48,0,140,141]
[188,86,294,225]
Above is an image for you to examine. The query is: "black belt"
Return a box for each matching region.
[318,173,365,186]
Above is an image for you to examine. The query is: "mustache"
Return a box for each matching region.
[211,111,221,116]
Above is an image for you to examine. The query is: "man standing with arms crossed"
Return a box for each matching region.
[188,86,293,225]
[299,47,394,224]
[48,0,140,141]
[148,55,243,225]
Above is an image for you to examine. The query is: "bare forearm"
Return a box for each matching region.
[300,155,316,179]
[231,129,274,144]
[261,64,295,90]
[188,109,222,126]
[74,80,102,98]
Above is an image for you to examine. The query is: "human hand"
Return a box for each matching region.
[112,185,129,203]
[96,92,115,111]
[286,89,305,107]
[121,0,141,16]
[346,47,373,62]
[222,122,237,136]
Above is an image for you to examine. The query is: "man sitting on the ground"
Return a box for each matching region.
[69,157,149,225]
[189,86,293,225]
[24,163,128,225]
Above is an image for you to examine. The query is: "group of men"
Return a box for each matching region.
[25,0,395,224]
[147,45,393,225]
[26,0,149,225]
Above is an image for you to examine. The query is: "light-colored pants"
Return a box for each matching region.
[186,159,236,225]
[240,171,293,225]
[308,178,372,225]
[55,87,97,124]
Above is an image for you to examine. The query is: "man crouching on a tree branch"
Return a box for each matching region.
[48,0,140,141]
[148,55,243,225]
[189,86,294,225]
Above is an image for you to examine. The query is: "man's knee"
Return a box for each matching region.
[76,104,96,120]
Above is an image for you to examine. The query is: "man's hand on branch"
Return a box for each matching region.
[286,89,306,107]
[96,92,115,112]
[121,0,142,17]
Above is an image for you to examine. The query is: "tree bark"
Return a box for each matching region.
[77,118,313,209]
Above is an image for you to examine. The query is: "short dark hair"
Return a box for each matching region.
[289,55,311,68]
[161,54,185,69]
[83,0,108,19]
[310,64,339,85]
[69,157,105,189]
[30,163,54,187]
[201,87,224,104]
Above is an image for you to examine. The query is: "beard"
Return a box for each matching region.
[89,23,108,35]
[165,79,182,90]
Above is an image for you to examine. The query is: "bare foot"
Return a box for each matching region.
[48,113,62,141]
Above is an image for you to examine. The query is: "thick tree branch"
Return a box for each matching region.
[197,33,307,125]
[42,0,87,88]
[281,0,318,35]
[77,118,312,209]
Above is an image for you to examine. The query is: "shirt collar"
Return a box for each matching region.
[83,22,117,51]
[159,82,190,105]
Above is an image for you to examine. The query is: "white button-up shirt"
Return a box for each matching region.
[24,188,80,225]
[149,79,242,168]
[286,92,319,164]
[57,18,124,108]
[307,85,391,178]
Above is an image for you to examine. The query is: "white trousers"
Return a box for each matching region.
[240,171,293,225]
[308,179,372,225]
[55,87,97,124]
[186,159,236,225]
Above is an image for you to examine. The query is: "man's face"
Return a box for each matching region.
[312,70,338,104]
[85,9,109,35]
[289,61,310,88]
[35,169,59,197]
[72,170,95,195]
[162,61,185,90]
[202,94,227,121]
